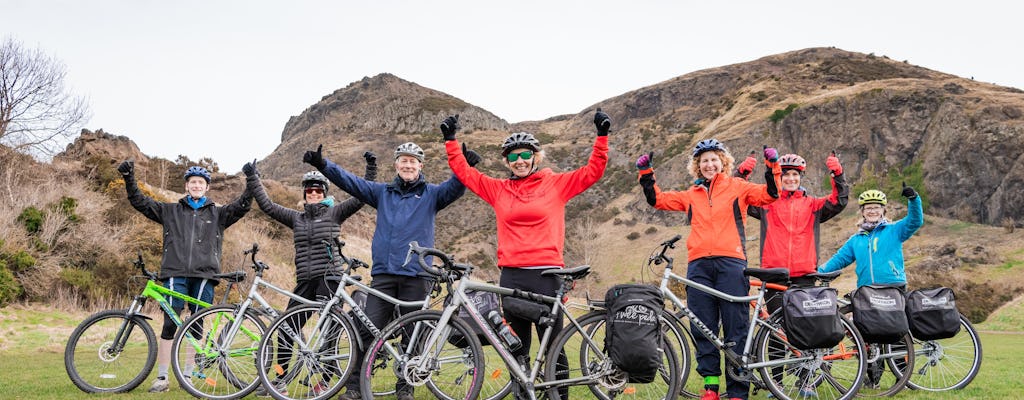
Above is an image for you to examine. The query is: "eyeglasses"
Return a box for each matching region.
[506,151,534,162]
[304,187,324,195]
[862,205,884,211]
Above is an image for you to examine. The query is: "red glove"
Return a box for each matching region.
[826,151,843,176]
[736,151,756,178]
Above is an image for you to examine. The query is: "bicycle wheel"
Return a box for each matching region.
[671,311,703,398]
[64,310,157,393]
[360,309,484,400]
[430,340,512,400]
[755,311,866,400]
[545,311,681,400]
[172,304,267,399]
[893,313,982,391]
[257,305,358,400]
[856,334,913,397]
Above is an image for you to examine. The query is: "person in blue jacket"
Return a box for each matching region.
[817,183,923,288]
[303,142,478,400]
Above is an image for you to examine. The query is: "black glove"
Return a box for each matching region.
[303,144,326,170]
[440,114,460,141]
[242,159,258,178]
[462,143,481,167]
[594,108,611,136]
[363,151,377,166]
[901,182,918,199]
[117,160,134,176]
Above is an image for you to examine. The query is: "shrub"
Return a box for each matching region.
[769,104,799,123]
[17,206,45,234]
[5,250,37,272]
[626,232,641,240]
[53,196,82,223]
[750,91,768,102]
[59,267,96,292]
[644,226,659,234]
[0,267,23,306]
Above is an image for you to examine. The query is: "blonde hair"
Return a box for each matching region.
[688,149,735,180]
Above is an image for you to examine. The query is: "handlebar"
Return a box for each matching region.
[134,251,159,281]
[650,234,682,266]
[322,238,369,274]
[405,241,473,278]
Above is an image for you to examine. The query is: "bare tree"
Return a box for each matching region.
[0,36,90,155]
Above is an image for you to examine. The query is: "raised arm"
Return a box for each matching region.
[243,160,298,228]
[118,160,164,223]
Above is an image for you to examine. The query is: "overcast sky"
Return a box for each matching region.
[4,0,1021,172]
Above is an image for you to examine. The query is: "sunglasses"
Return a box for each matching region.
[304,187,324,195]
[506,151,535,162]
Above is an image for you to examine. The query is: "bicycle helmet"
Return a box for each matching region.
[394,142,425,162]
[778,154,807,171]
[501,132,541,156]
[691,139,726,158]
[301,171,329,191]
[858,190,887,206]
[183,166,211,183]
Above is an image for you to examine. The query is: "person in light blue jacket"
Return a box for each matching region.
[303,142,477,400]
[818,183,923,287]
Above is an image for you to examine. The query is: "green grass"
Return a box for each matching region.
[0,305,1021,399]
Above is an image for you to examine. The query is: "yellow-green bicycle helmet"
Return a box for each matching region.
[858,190,887,206]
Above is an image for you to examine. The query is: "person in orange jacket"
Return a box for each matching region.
[636,140,781,400]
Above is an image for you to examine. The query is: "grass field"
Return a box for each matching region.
[0,304,1020,399]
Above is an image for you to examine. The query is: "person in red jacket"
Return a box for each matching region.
[442,110,610,399]
[736,151,849,313]
[636,140,780,400]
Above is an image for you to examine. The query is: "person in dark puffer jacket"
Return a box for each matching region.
[242,153,376,395]
[117,161,252,393]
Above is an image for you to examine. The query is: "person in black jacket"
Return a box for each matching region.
[117,161,252,393]
[242,153,376,395]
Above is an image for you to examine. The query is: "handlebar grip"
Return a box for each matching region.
[406,241,449,276]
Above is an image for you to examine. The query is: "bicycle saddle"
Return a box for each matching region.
[743,268,789,284]
[540,265,591,280]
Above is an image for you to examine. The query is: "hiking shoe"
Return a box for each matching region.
[700,389,720,400]
[799,384,818,398]
[253,379,287,397]
[148,377,169,393]
[396,388,414,400]
[338,388,362,400]
[309,380,329,396]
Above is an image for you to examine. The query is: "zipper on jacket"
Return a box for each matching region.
[188,208,197,272]
[867,230,875,285]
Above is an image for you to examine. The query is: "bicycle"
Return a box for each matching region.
[358,242,682,400]
[64,251,249,393]
[169,242,323,399]
[644,235,868,400]
[254,238,446,400]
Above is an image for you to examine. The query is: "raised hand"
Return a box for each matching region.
[242,159,258,177]
[462,143,481,167]
[826,150,843,176]
[440,114,460,141]
[363,151,377,165]
[737,151,757,177]
[117,160,134,176]
[303,144,326,170]
[636,151,654,170]
[594,108,611,136]
[901,182,918,199]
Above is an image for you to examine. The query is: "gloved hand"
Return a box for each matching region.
[242,159,258,177]
[901,182,918,199]
[462,143,481,167]
[117,160,134,176]
[737,151,757,178]
[440,114,460,141]
[826,150,843,176]
[636,151,654,170]
[303,144,326,170]
[763,145,779,170]
[594,108,611,136]
[363,151,377,165]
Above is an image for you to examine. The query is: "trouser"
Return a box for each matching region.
[274,277,340,373]
[161,277,215,340]
[687,257,750,400]
[500,267,567,400]
[344,274,430,392]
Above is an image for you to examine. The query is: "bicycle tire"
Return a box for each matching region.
[671,311,704,399]
[544,311,681,400]
[856,333,913,397]
[755,311,867,400]
[429,341,513,400]
[256,305,358,400]
[894,313,982,391]
[171,304,267,399]
[360,309,484,400]
[64,310,158,393]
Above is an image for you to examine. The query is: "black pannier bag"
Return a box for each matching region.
[604,284,664,383]
[782,286,844,349]
[905,287,961,340]
[448,288,501,348]
[852,285,909,344]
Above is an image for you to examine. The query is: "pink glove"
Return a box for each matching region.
[636,152,654,170]
[763,145,779,170]
[826,151,843,176]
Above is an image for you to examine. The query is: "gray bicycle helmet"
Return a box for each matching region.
[394,142,425,162]
[691,139,726,158]
[302,171,329,190]
[501,132,541,156]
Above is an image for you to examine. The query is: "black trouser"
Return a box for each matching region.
[274,277,340,376]
[500,267,567,399]
[344,274,430,392]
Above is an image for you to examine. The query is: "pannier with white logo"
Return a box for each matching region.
[782,286,844,349]
[852,285,909,344]
[604,284,663,383]
[905,287,960,340]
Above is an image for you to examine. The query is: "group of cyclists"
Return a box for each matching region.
[117,107,923,400]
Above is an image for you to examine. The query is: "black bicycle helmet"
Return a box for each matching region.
[501,132,541,156]
[691,139,726,158]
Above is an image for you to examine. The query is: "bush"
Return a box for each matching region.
[5,250,37,272]
[626,232,641,241]
[0,267,23,306]
[768,104,799,123]
[59,267,96,293]
[17,206,45,234]
[644,226,659,234]
[53,196,82,223]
